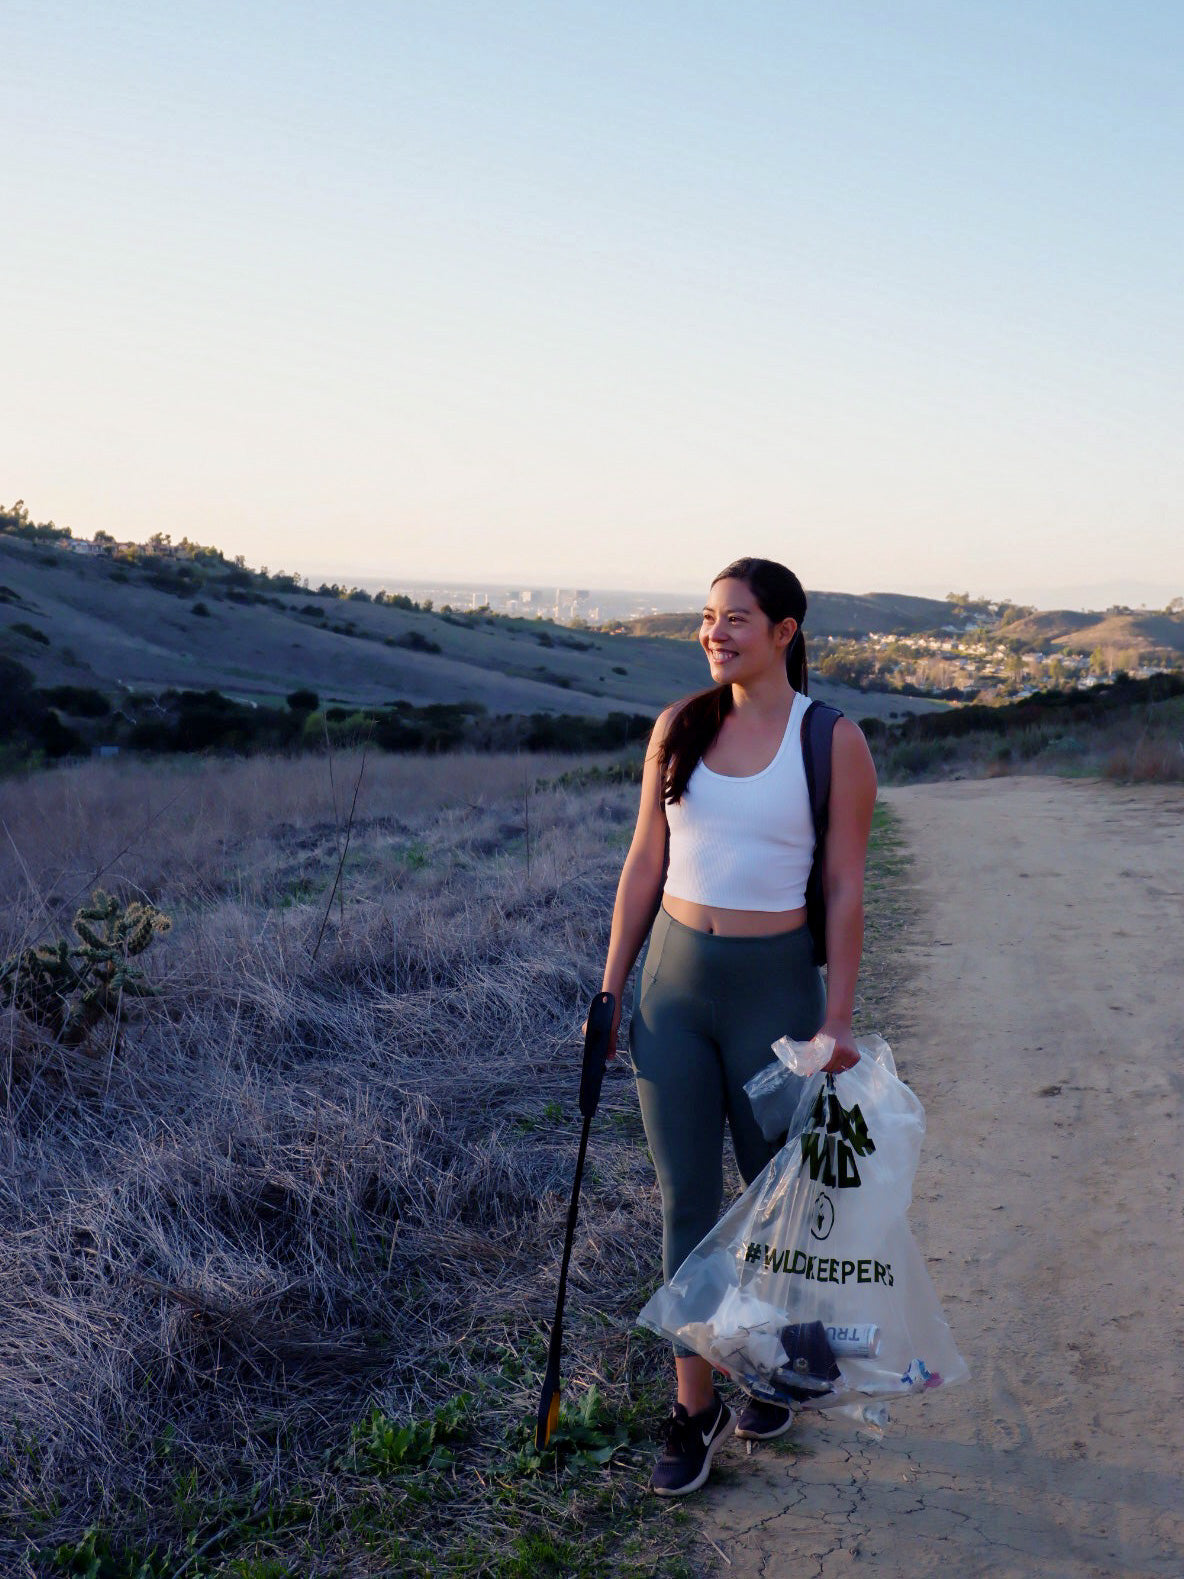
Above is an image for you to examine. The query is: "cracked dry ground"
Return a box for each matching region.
[684,778,1184,1579]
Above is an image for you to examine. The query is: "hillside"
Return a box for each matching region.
[626,589,994,641]
[1002,607,1184,659]
[0,536,942,730]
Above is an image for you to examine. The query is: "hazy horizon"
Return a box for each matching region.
[4,3,1182,610]
[300,561,1180,616]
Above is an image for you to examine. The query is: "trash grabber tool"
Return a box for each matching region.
[534,989,616,1452]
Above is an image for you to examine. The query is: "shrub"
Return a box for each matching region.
[881,736,958,779]
[1103,739,1184,782]
[10,621,49,645]
[37,712,85,758]
[387,630,443,654]
[523,712,651,753]
[39,686,110,718]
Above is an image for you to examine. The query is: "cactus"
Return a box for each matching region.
[0,888,172,1050]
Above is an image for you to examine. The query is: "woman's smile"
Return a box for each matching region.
[699,576,783,677]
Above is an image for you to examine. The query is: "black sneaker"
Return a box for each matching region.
[649,1393,734,1496]
[734,1396,794,1441]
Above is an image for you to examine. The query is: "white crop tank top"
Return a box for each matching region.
[664,690,815,912]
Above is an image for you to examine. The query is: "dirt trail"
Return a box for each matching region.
[689,777,1184,1579]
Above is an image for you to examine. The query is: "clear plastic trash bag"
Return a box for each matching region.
[637,1034,968,1414]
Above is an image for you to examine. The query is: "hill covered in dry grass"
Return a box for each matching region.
[0,533,944,774]
[1000,606,1184,664]
[626,589,992,641]
[631,594,1184,669]
[0,534,700,719]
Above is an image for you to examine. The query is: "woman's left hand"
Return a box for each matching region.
[819,1018,860,1074]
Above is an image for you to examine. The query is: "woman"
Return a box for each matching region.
[599,556,877,1496]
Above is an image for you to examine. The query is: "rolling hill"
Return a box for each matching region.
[626,589,994,641]
[1000,607,1184,660]
[0,535,945,727]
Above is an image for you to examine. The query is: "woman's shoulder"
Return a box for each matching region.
[830,714,878,795]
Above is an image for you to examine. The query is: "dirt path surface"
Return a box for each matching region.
[687,777,1184,1579]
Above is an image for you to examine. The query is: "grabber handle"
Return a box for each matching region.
[579,991,616,1119]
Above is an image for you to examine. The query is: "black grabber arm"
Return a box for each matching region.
[534,991,617,1451]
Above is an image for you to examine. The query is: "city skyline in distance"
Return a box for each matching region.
[300,563,1184,619]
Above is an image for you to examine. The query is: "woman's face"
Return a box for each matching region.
[699,576,797,685]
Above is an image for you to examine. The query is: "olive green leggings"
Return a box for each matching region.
[630,906,826,1353]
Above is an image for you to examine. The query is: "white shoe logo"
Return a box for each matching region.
[701,1411,720,1447]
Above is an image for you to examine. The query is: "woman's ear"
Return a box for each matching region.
[775,616,799,652]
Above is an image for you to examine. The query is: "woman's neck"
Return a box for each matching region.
[729,672,795,717]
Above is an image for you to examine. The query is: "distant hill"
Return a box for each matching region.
[629,592,1184,668]
[626,589,994,641]
[1001,608,1184,660]
[0,534,943,728]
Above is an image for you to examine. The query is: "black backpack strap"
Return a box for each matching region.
[800,700,843,966]
[801,699,842,837]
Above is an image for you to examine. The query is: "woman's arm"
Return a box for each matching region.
[598,709,674,1055]
[819,717,878,1072]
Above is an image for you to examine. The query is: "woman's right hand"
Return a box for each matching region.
[581,998,622,1062]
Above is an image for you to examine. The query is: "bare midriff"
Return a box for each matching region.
[661,893,808,937]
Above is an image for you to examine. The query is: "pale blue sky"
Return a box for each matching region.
[3,2,1181,607]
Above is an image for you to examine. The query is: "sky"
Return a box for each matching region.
[2,1,1182,610]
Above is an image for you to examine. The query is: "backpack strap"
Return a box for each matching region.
[800,699,843,966]
[801,699,842,837]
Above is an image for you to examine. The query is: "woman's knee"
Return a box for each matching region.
[663,1185,722,1280]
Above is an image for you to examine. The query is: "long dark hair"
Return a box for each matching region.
[660,557,808,804]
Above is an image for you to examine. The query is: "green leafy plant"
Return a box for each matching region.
[1,888,172,1049]
[344,1393,474,1475]
[48,1524,170,1578]
[503,1385,629,1476]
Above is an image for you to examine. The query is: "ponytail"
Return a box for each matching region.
[660,684,733,804]
[787,626,809,697]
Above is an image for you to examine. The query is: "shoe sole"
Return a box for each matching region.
[734,1412,795,1442]
[650,1412,736,1497]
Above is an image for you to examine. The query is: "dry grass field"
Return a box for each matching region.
[0,750,909,1578]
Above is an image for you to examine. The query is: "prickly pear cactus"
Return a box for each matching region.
[0,888,172,1049]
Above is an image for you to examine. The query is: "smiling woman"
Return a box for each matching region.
[595,555,878,1496]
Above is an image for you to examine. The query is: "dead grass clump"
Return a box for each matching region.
[0,766,667,1570]
[1102,736,1184,782]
